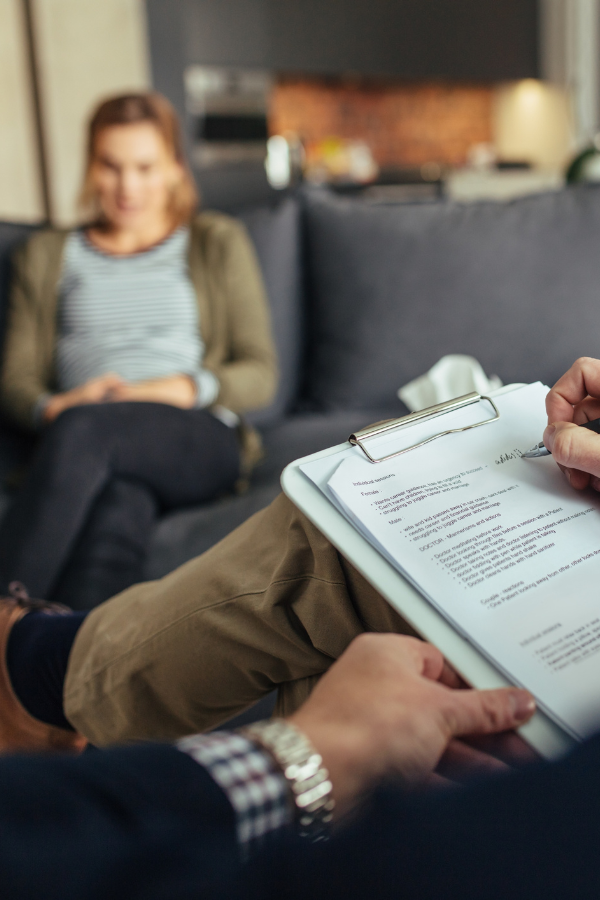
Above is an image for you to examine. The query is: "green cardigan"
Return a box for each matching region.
[0,213,278,469]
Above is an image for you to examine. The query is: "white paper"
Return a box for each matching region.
[304,383,600,740]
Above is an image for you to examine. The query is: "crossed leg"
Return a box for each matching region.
[64,492,416,745]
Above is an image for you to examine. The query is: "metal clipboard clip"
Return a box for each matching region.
[348,392,500,464]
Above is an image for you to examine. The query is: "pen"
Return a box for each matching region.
[522,417,600,458]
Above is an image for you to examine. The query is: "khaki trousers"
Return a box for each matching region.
[64,493,416,745]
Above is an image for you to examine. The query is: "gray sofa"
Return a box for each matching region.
[2,184,600,583]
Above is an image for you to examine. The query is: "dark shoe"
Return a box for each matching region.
[0,583,87,754]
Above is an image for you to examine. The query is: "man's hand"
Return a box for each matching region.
[107,374,197,409]
[43,373,125,423]
[544,357,600,490]
[288,633,535,819]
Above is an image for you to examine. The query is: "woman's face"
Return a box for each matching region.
[89,122,183,229]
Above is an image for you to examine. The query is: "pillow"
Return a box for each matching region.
[304,186,600,409]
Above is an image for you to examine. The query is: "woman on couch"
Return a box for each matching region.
[0,91,277,609]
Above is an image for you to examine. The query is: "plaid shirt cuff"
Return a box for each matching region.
[177,731,292,855]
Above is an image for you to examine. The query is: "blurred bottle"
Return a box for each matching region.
[265,132,305,189]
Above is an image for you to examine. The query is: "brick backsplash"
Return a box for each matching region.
[269,78,493,167]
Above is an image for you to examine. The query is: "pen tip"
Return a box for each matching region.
[521,443,549,459]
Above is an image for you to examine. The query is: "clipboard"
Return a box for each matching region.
[281,386,575,760]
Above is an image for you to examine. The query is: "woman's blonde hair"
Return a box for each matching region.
[80,92,198,226]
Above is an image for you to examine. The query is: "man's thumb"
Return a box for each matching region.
[445,687,535,738]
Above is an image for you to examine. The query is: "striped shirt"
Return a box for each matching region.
[56,227,219,407]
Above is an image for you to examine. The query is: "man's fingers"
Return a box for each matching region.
[553,462,591,491]
[463,731,539,766]
[544,422,600,479]
[421,771,454,790]
[573,398,600,425]
[398,635,446,681]
[435,737,510,783]
[443,686,535,738]
[546,358,600,423]
[566,468,591,490]
[436,661,464,689]
[544,359,600,487]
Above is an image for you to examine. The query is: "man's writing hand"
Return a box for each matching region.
[288,633,535,819]
[544,357,600,490]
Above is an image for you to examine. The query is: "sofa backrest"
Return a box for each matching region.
[303,186,600,409]
[237,197,303,425]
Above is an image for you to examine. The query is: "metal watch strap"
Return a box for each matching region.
[241,719,334,841]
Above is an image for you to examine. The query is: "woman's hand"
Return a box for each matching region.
[107,374,197,409]
[544,357,600,490]
[43,373,125,423]
[44,374,197,423]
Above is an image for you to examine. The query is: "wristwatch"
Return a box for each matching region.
[242,719,334,841]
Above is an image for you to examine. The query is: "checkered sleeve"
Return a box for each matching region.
[177,730,293,855]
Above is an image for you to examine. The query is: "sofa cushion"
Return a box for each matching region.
[304,186,600,409]
[237,197,303,425]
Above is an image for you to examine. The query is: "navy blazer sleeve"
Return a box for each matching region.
[5,735,600,899]
[0,743,239,900]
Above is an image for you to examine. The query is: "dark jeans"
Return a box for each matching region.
[0,403,240,609]
[3,734,600,898]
